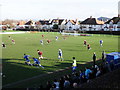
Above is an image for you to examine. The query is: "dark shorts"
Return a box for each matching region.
[59,53,62,56]
[26,60,30,62]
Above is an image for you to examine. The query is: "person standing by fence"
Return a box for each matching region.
[102,51,106,62]
[93,52,96,68]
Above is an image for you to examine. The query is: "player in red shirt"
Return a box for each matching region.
[87,44,91,50]
[42,35,44,38]
[12,39,15,44]
[84,40,87,46]
[47,39,51,44]
[37,50,43,59]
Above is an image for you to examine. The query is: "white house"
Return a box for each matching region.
[60,19,66,30]
[80,16,104,31]
[38,20,51,30]
[104,17,120,31]
[51,19,64,29]
[64,19,80,30]
[104,1,120,31]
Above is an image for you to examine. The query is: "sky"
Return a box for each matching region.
[0,0,119,21]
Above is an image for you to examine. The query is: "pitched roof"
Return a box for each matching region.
[18,20,26,25]
[25,20,33,25]
[51,19,64,25]
[39,20,50,25]
[70,20,76,25]
[59,19,64,25]
[35,21,41,25]
[105,17,120,24]
[81,18,104,25]
[65,20,77,25]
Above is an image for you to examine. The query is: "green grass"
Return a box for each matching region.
[1,32,119,87]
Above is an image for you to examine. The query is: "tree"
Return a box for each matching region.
[2,19,18,29]
[53,24,58,29]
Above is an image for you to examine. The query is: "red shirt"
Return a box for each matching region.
[12,40,15,42]
[84,41,86,44]
[38,51,42,55]
[47,40,50,43]
[42,35,44,37]
[87,44,90,47]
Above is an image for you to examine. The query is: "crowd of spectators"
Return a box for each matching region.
[26,59,118,90]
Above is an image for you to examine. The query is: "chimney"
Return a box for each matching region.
[90,16,92,18]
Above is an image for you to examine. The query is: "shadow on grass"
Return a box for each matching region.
[2,58,47,85]
[2,58,71,86]
[2,58,27,65]
[105,50,117,52]
[64,59,87,63]
[64,49,86,51]
[2,58,103,88]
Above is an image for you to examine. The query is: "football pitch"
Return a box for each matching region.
[1,32,119,87]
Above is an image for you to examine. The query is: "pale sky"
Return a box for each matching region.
[1,0,119,21]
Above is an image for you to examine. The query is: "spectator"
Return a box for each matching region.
[66,74,73,87]
[51,84,58,90]
[72,73,80,84]
[90,65,97,79]
[93,52,96,68]
[53,79,59,89]
[110,60,115,71]
[64,78,70,88]
[95,65,99,69]
[66,75,72,83]
[104,61,111,72]
[85,67,92,79]
[79,70,85,80]
[59,76,64,89]
[46,81,52,89]
[80,75,87,84]
[73,83,78,88]
[96,68,101,77]
[102,51,106,62]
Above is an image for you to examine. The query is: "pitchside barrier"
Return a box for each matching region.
[106,52,120,68]
[86,31,120,35]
